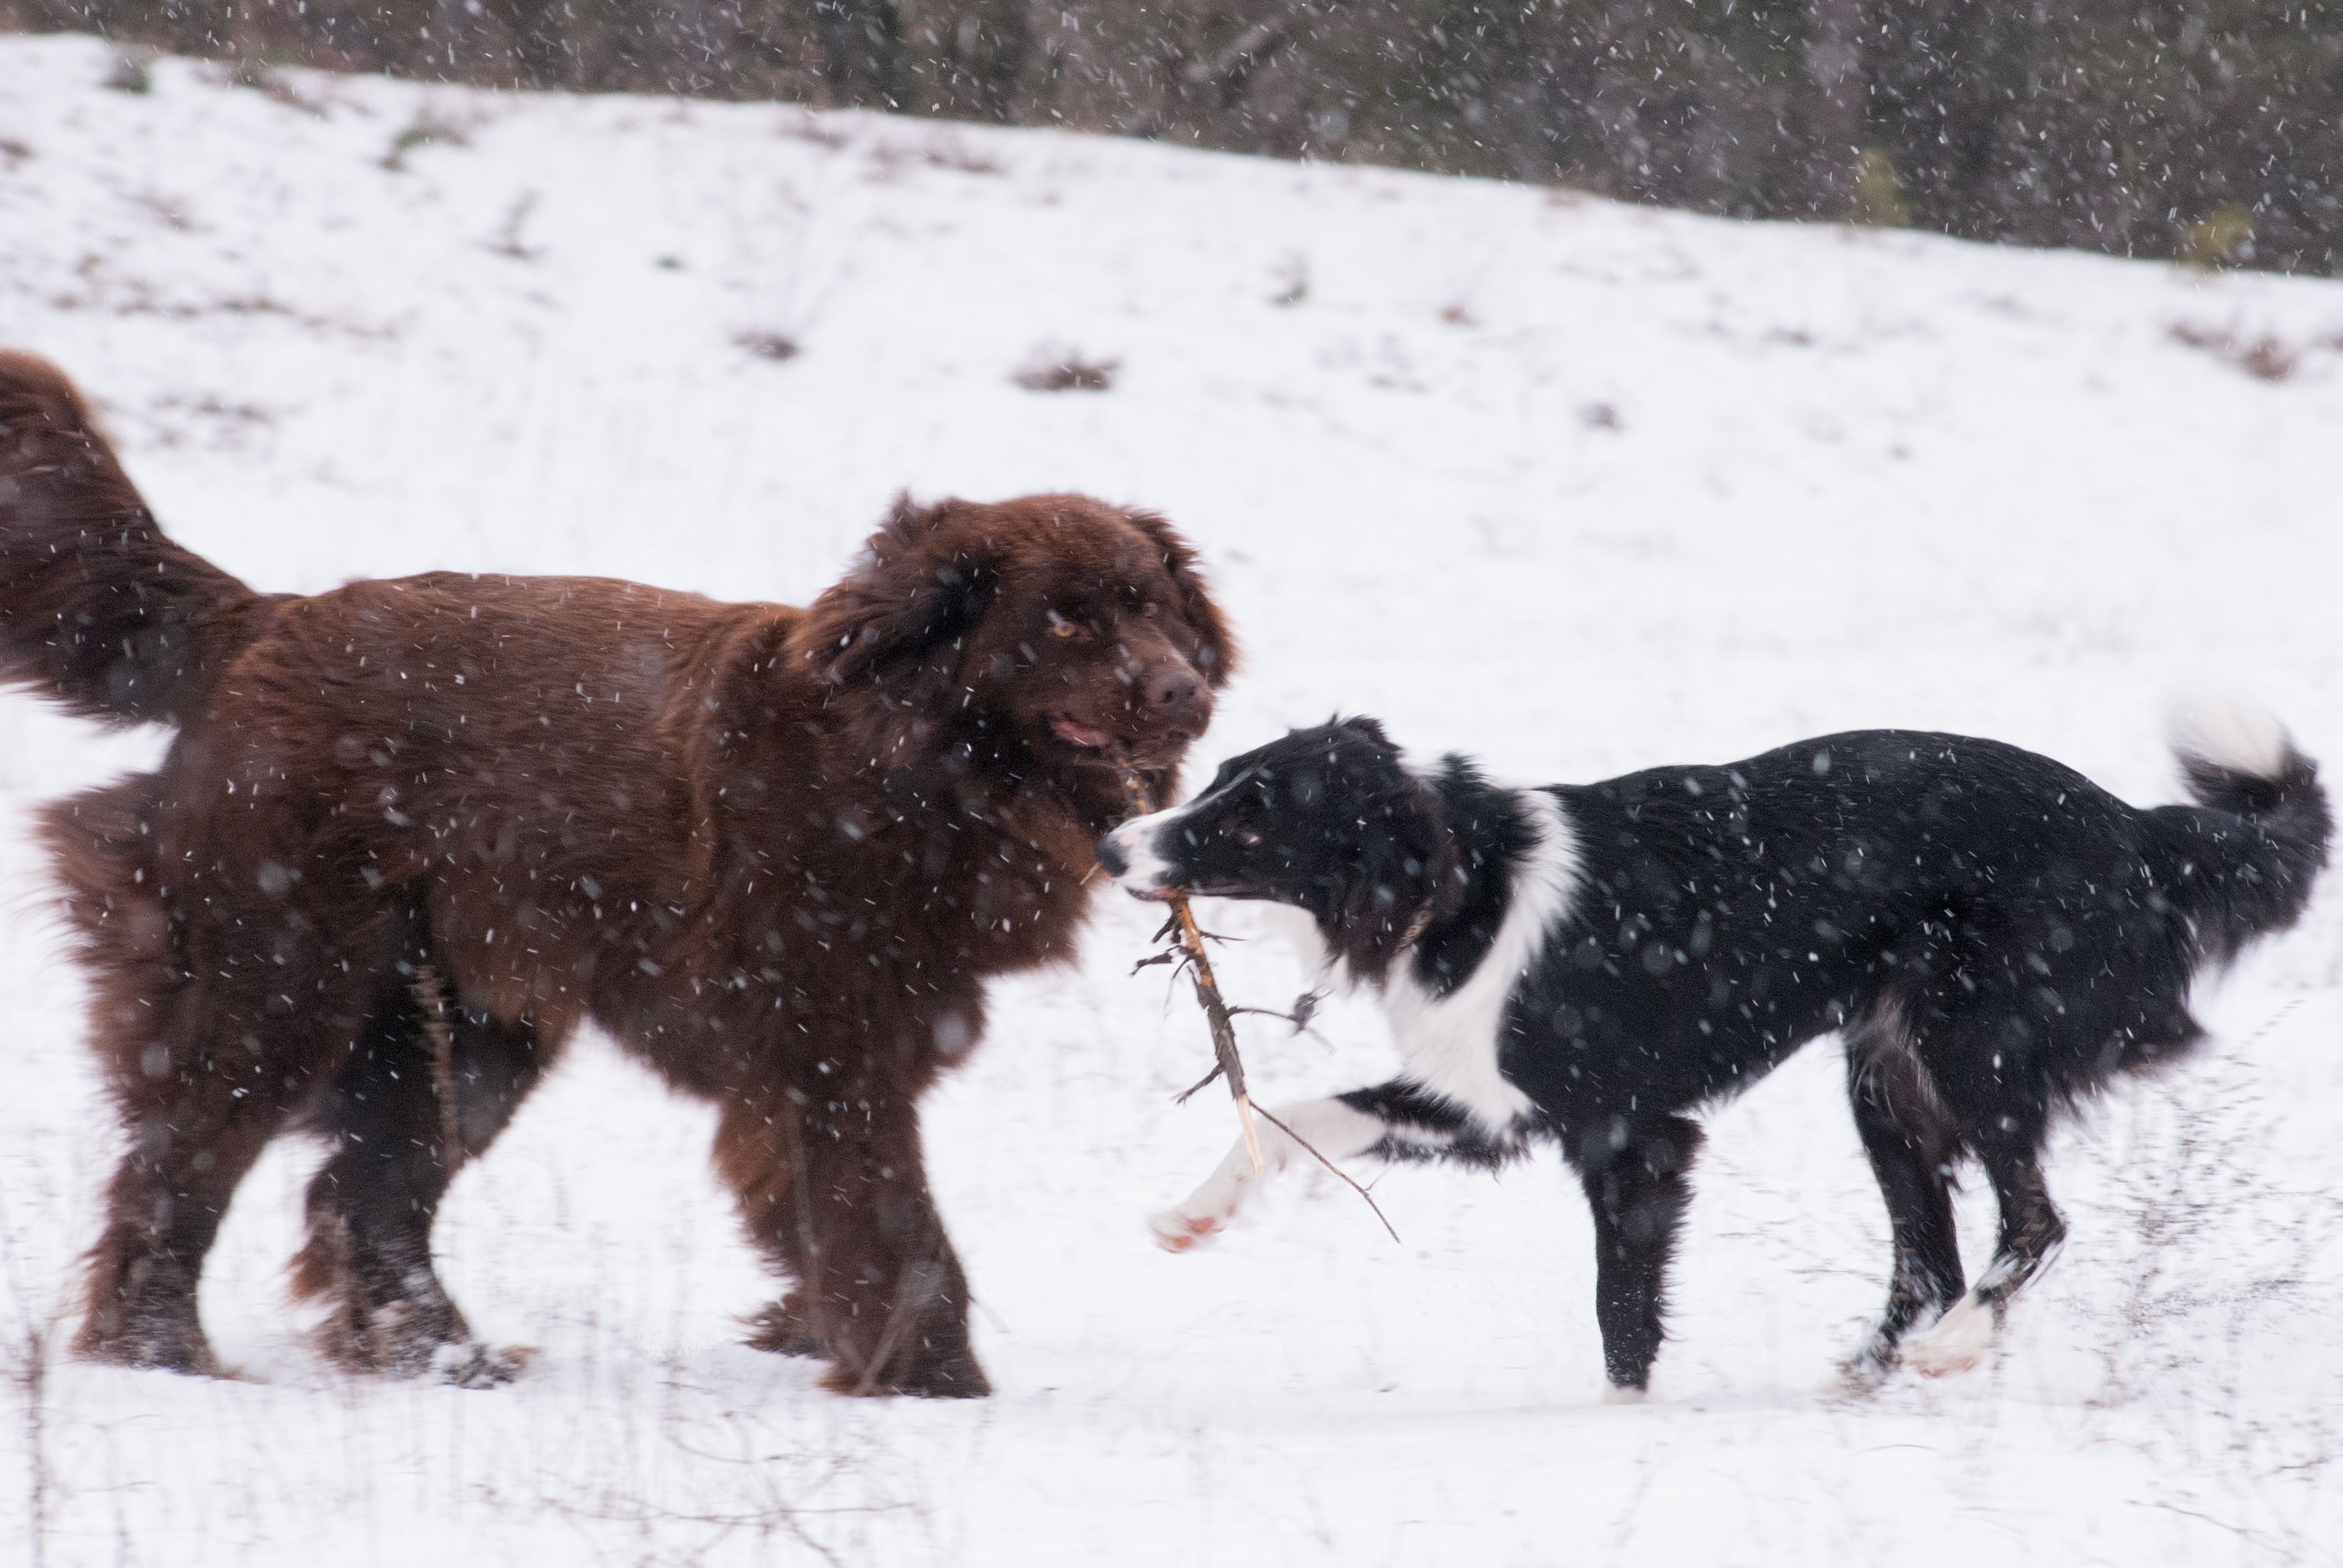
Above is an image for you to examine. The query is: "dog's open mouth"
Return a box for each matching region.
[1049,712,1197,766]
[1049,712,1113,749]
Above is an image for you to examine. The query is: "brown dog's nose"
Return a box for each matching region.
[1145,665,1205,726]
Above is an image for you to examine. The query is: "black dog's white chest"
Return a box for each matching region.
[1367,788,1582,1134]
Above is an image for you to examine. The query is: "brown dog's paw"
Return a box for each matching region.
[434,1341,538,1388]
[741,1295,827,1359]
[820,1358,993,1399]
[74,1319,222,1378]
[818,1333,993,1399]
[75,1279,223,1378]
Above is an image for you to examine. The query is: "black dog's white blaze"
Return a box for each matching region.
[1103,709,2330,1398]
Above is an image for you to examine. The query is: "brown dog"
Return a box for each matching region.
[0,351,1232,1397]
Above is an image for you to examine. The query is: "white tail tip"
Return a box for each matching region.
[2167,690,2292,781]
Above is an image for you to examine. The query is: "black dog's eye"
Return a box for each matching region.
[1237,830,1263,848]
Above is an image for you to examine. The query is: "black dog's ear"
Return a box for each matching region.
[795,494,999,688]
[1123,508,1238,687]
[1329,766,1455,984]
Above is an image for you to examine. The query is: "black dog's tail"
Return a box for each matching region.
[0,351,269,725]
[2155,695,2332,965]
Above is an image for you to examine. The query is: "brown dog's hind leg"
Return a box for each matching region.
[717,1094,991,1398]
[73,955,334,1376]
[77,1051,300,1376]
[293,956,556,1387]
[57,781,306,1375]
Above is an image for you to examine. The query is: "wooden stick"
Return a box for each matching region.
[1117,769,1264,1172]
[1174,895,1266,1173]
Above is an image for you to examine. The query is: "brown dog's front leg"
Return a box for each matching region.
[719,1095,990,1398]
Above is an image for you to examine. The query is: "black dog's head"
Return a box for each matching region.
[1096,716,1456,980]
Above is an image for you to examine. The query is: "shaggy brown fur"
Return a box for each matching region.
[0,351,1233,1397]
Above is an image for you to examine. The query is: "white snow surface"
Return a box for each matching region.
[5,33,2343,1567]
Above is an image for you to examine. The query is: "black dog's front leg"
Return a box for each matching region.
[1147,1078,1478,1251]
[1573,1114,1705,1400]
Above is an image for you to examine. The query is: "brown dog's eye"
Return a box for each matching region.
[1049,617,1081,639]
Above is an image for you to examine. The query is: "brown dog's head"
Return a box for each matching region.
[793,494,1235,778]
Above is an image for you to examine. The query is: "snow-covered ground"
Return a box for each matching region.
[5,32,2343,1565]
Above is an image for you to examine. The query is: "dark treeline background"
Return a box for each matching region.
[9,0,2339,275]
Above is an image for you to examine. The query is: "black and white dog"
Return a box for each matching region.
[1096,708,2330,1399]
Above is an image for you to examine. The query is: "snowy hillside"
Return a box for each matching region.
[5,31,2343,1566]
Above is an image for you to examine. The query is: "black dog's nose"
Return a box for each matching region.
[1095,833,1130,878]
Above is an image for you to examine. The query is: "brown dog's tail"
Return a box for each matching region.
[0,351,267,725]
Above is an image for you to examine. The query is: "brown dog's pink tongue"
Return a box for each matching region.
[1051,714,1111,748]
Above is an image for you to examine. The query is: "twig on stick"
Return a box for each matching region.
[1227,997,1324,1036]
[1115,767,1263,1170]
[1248,1103,1402,1244]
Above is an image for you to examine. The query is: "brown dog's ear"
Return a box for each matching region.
[795,495,999,688]
[1123,509,1238,687]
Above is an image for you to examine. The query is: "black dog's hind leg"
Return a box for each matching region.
[1841,1014,1967,1385]
[1897,1028,2070,1378]
[1574,1114,1705,1400]
[293,958,556,1385]
[1901,1134,2066,1377]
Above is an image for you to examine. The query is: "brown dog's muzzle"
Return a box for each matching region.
[1131,657,1210,760]
[1146,663,1206,727]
